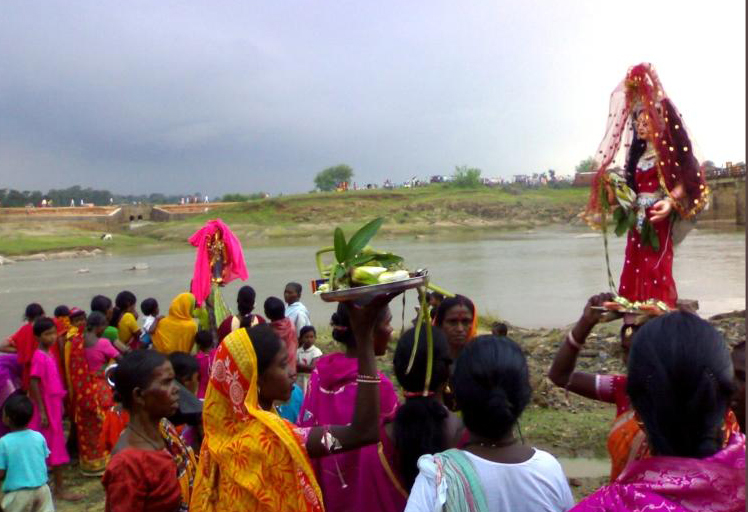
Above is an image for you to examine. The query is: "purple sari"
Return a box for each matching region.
[572,432,745,511]
[298,353,400,512]
[0,354,22,437]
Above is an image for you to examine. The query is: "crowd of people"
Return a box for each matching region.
[0,281,744,512]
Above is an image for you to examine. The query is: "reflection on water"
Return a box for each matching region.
[0,226,744,334]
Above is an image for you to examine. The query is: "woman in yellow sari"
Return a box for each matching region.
[153,293,198,355]
[191,298,394,512]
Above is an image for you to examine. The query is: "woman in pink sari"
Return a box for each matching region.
[298,303,399,512]
[573,312,745,511]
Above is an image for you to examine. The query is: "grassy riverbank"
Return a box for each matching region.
[1,185,589,257]
[140,185,589,245]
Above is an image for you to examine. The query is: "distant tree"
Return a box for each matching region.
[314,164,354,191]
[451,166,482,187]
[575,157,597,174]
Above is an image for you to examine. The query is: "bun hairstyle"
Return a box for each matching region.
[453,335,531,441]
[112,350,168,410]
[627,312,734,458]
[111,291,137,327]
[393,326,452,489]
[434,295,475,327]
[236,286,257,317]
[245,324,282,376]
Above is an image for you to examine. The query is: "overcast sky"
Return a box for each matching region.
[0,1,744,197]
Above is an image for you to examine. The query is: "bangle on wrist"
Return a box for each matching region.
[566,331,583,351]
[356,374,381,384]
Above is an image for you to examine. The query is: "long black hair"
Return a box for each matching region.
[453,335,531,441]
[625,110,648,194]
[111,291,137,327]
[392,326,451,489]
[627,312,734,458]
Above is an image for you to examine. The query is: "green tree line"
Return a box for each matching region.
[0,186,195,207]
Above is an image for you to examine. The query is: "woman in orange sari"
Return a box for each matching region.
[191,297,394,512]
[548,292,649,480]
[69,312,120,475]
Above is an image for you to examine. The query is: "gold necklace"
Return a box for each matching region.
[127,424,163,451]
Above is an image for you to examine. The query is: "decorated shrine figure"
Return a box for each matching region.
[189,219,248,307]
[585,63,709,311]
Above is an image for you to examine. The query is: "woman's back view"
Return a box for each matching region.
[405,336,573,512]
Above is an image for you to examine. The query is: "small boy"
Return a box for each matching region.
[296,326,322,394]
[265,297,298,371]
[0,392,53,512]
[139,298,161,349]
[283,282,311,337]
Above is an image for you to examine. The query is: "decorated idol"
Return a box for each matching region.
[585,63,709,312]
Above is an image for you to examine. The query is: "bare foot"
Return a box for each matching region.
[55,489,84,501]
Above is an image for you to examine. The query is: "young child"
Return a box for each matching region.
[194,330,215,400]
[283,282,311,337]
[0,392,54,512]
[112,291,141,350]
[296,326,322,394]
[139,298,161,349]
[264,297,298,371]
[28,317,80,502]
[167,352,203,452]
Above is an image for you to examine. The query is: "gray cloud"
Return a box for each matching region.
[0,1,744,196]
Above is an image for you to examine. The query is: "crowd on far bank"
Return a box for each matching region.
[0,279,744,512]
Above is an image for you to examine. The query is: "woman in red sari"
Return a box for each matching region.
[2,304,45,389]
[69,312,120,475]
[585,63,708,311]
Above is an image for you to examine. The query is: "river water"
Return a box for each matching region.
[0,226,744,335]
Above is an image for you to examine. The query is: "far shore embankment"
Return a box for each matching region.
[1,185,590,258]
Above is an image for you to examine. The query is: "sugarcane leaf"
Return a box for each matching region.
[614,212,628,237]
[406,295,424,374]
[374,254,404,268]
[333,264,346,280]
[627,210,637,229]
[345,218,384,260]
[334,228,347,263]
[613,207,624,223]
[649,226,660,251]
[348,253,379,267]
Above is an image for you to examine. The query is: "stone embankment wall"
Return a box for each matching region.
[702,177,745,225]
[0,203,237,225]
